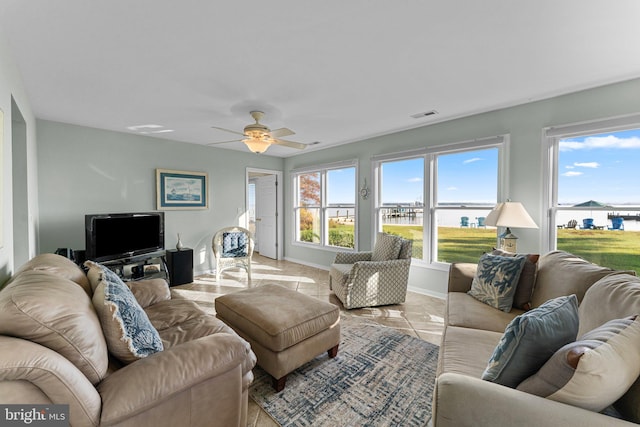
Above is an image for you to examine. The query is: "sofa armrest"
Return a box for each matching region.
[333,251,373,264]
[97,332,255,426]
[129,278,171,308]
[0,336,102,426]
[448,263,477,293]
[434,373,634,427]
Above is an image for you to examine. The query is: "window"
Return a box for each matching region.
[544,114,640,274]
[247,181,256,236]
[374,136,505,265]
[434,148,499,263]
[293,161,357,250]
[379,156,425,259]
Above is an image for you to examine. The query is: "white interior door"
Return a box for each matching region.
[256,175,278,259]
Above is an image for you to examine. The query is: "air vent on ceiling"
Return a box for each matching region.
[410,110,438,119]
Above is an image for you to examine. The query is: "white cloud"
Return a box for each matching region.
[565,165,575,169]
[463,157,482,164]
[573,162,600,168]
[562,171,583,177]
[447,186,458,191]
[559,135,640,151]
[406,177,422,183]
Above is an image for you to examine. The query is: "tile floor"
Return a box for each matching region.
[171,254,446,427]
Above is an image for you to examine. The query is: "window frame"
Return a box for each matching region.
[542,113,640,252]
[372,136,508,269]
[291,159,358,252]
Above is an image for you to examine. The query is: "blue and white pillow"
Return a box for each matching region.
[91,263,163,364]
[482,294,579,388]
[468,253,526,312]
[222,232,248,257]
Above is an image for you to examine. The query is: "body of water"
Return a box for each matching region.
[329,207,640,231]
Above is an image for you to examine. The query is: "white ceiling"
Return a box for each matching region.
[1,1,640,157]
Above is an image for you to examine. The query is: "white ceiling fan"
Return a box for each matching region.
[208,111,307,154]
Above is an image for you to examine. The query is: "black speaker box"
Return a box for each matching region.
[166,248,194,286]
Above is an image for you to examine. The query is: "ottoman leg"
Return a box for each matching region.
[328,344,339,358]
[272,376,287,392]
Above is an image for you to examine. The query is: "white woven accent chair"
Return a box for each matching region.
[329,232,412,309]
[212,226,255,281]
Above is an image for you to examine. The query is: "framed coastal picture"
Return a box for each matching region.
[156,169,208,210]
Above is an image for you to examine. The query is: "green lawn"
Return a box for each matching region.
[331,223,640,274]
[557,229,640,274]
[384,225,640,274]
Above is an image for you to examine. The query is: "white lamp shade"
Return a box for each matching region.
[484,202,538,229]
[484,202,504,227]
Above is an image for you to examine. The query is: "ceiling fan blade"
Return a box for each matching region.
[269,127,295,138]
[211,126,246,137]
[207,139,243,146]
[272,138,307,150]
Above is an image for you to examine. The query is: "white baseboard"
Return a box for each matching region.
[407,285,446,300]
[283,256,330,271]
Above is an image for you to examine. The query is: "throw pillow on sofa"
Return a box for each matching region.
[88,261,164,364]
[482,294,579,388]
[517,315,640,412]
[491,249,540,311]
[468,253,526,312]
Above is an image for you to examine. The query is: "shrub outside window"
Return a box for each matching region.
[293,161,357,250]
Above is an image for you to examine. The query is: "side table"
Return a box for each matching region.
[166,248,194,286]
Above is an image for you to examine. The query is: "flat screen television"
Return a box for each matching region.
[85,212,165,262]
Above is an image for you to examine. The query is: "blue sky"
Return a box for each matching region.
[380,149,499,204]
[327,128,640,206]
[559,128,640,205]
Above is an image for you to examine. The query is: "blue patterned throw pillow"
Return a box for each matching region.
[468,253,526,312]
[91,263,163,364]
[222,232,248,257]
[482,294,579,388]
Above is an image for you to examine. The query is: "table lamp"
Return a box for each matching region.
[484,201,538,252]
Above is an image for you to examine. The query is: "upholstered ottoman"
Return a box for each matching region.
[215,284,340,392]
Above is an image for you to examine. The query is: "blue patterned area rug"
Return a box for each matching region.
[249,315,439,427]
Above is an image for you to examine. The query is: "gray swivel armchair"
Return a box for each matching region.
[329,233,412,309]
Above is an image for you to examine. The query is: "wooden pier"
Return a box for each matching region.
[608,213,640,221]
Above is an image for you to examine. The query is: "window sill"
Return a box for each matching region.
[292,241,357,253]
[410,258,451,272]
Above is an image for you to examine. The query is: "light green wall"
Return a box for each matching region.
[0,29,38,286]
[36,120,283,274]
[284,78,640,296]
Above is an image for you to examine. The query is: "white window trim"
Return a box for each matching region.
[542,112,640,252]
[372,135,509,269]
[291,159,359,252]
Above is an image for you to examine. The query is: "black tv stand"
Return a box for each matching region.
[99,250,168,282]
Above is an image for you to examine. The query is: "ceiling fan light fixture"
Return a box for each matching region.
[244,137,271,154]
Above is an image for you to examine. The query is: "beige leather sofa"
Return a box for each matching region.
[0,254,256,427]
[434,251,640,426]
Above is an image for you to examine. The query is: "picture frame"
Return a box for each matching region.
[156,169,208,210]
